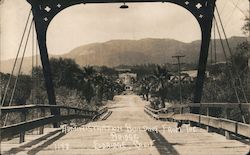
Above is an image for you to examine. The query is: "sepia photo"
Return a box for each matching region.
[0,0,250,155]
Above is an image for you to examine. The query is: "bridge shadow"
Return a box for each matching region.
[27,132,65,155]
[229,134,250,145]
[146,130,180,155]
[3,129,64,155]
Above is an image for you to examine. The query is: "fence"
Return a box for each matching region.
[144,103,250,139]
[1,104,107,143]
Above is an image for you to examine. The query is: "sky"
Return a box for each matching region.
[0,0,249,60]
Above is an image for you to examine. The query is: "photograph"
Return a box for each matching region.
[0,0,250,154]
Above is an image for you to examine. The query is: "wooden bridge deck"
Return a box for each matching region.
[1,95,250,155]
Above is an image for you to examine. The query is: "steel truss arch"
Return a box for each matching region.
[27,0,216,114]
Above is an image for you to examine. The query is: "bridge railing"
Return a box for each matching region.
[0,104,108,143]
[144,103,250,139]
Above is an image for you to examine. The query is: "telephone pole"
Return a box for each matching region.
[172,55,185,104]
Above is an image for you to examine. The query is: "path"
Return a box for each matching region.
[2,95,249,155]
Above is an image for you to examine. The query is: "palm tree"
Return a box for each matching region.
[151,65,171,108]
[140,77,150,101]
[95,74,106,103]
[81,66,96,103]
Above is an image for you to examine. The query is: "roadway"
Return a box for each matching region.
[1,95,250,155]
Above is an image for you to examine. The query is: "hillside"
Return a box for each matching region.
[0,36,247,74]
[63,36,247,66]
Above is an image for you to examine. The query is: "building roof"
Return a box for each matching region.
[181,70,198,78]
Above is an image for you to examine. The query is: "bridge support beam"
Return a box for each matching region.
[19,109,27,143]
[223,108,232,140]
[206,107,212,132]
[39,108,45,134]
[193,27,213,105]
[31,4,60,128]
[191,1,216,114]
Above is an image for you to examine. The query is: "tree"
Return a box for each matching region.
[231,42,249,75]
[242,16,250,35]
[137,77,151,101]
[0,73,32,106]
[50,57,83,89]
[95,74,105,103]
[231,41,250,102]
[202,14,250,104]
[28,58,123,108]
[0,73,12,106]
[30,66,47,105]
[80,66,96,103]
[14,74,32,105]
[150,65,171,108]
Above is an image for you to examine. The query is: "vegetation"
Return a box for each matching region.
[242,16,250,35]
[134,17,250,121]
[1,73,32,106]
[149,66,171,108]
[204,41,250,103]
[1,58,123,110]
[135,64,195,109]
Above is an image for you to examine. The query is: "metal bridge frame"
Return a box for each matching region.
[27,0,216,115]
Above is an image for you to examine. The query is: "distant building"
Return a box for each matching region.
[115,68,132,72]
[182,70,209,79]
[170,70,209,84]
[118,72,137,91]
[119,73,137,85]
[170,74,192,84]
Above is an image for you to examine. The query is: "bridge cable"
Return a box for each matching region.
[229,0,248,18]
[213,21,217,63]
[4,20,34,126]
[31,19,39,104]
[34,27,41,132]
[210,26,213,64]
[215,4,248,106]
[215,5,248,104]
[224,0,240,28]
[1,9,32,106]
[210,18,217,64]
[214,15,246,123]
[31,18,35,104]
[214,16,239,102]
[206,19,217,103]
[35,26,39,105]
[214,17,243,121]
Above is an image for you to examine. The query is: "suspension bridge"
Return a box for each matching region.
[1,0,250,155]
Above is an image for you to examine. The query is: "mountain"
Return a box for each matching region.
[65,36,247,66]
[0,36,247,74]
[0,54,59,75]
